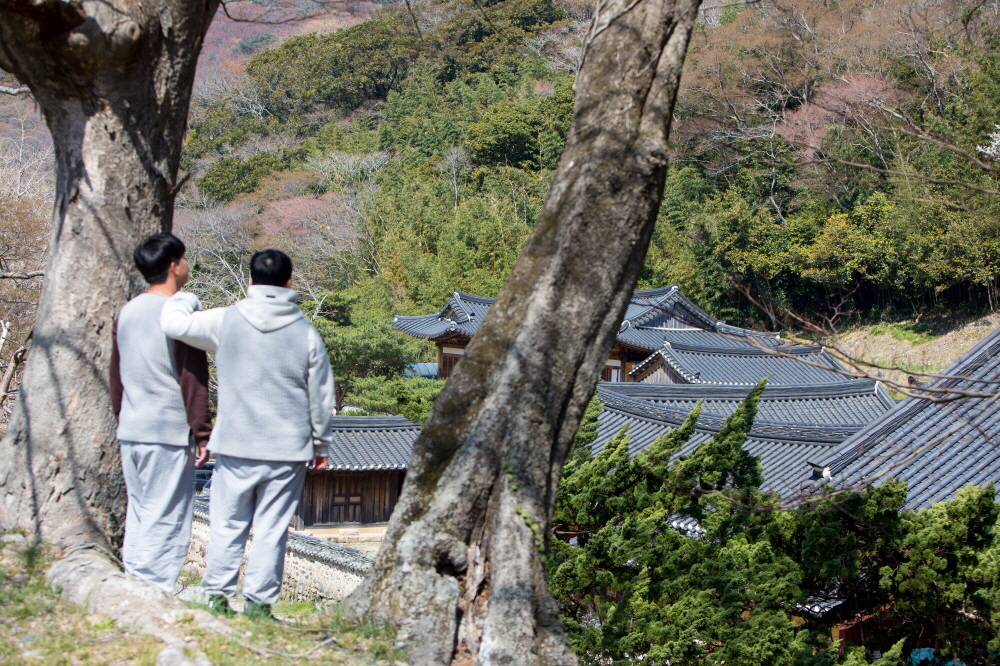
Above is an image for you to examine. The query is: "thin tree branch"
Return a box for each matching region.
[806,155,1000,196]
[0,85,29,95]
[403,0,423,39]
[0,345,27,411]
[0,271,43,279]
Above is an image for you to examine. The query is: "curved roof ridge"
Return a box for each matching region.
[331,415,420,430]
[632,283,679,298]
[668,342,826,356]
[598,390,862,444]
[716,321,781,339]
[445,291,472,322]
[394,313,442,321]
[626,287,719,330]
[659,342,701,382]
[603,379,882,399]
[452,290,496,305]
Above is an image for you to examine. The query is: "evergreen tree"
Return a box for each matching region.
[549,380,1000,665]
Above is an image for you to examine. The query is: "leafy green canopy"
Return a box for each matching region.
[342,375,445,425]
[185,0,1000,332]
[551,383,1000,665]
[300,279,430,383]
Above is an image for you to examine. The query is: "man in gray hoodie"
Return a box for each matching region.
[160,249,335,618]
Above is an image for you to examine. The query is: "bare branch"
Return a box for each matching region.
[0,85,29,95]
[805,154,1000,196]
[403,0,423,39]
[0,271,43,279]
[0,345,27,411]
[218,0,346,24]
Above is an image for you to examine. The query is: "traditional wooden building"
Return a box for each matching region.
[297,416,418,527]
[594,381,896,498]
[808,325,1000,508]
[626,341,848,384]
[603,380,896,423]
[391,284,837,382]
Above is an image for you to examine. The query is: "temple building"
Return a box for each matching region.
[804,326,1000,508]
[392,284,849,383]
[592,380,896,498]
[296,416,418,528]
[328,285,984,524]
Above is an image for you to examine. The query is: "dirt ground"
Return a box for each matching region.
[293,526,387,556]
[815,313,1000,391]
[302,526,387,538]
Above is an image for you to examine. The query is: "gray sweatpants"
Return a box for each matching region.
[201,454,306,605]
[120,441,195,593]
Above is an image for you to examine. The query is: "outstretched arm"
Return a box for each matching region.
[160,292,225,353]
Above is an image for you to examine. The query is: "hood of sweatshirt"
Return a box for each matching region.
[235,285,304,333]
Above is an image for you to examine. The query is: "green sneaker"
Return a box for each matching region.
[244,599,275,621]
[207,595,235,617]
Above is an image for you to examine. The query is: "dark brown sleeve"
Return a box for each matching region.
[110,318,122,420]
[174,340,213,446]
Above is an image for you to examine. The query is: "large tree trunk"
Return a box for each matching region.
[346,0,703,662]
[0,0,217,549]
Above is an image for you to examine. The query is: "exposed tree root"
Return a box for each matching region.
[46,546,231,666]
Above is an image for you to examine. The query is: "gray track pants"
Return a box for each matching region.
[120,441,195,593]
[201,454,307,605]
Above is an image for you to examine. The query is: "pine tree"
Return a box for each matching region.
[544,379,991,665]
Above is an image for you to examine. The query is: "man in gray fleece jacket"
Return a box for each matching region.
[111,233,212,593]
[160,249,335,618]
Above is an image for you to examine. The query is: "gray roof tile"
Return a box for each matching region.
[600,380,895,424]
[327,416,420,471]
[393,285,781,351]
[593,390,862,497]
[652,342,849,385]
[812,326,1000,509]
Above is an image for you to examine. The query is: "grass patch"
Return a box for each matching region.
[0,533,402,665]
[0,541,162,665]
[194,601,403,665]
[870,322,939,346]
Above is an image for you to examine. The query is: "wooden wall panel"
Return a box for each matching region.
[299,470,405,526]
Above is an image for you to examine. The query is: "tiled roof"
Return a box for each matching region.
[593,391,862,498]
[327,416,420,471]
[393,284,781,351]
[616,326,779,351]
[392,291,494,340]
[813,326,1000,509]
[647,342,849,385]
[600,380,895,425]
[623,285,717,329]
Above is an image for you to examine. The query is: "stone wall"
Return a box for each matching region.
[184,499,373,602]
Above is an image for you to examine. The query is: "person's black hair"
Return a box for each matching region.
[250,249,293,287]
[134,233,186,284]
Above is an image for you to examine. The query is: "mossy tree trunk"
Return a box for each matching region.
[346,0,704,663]
[0,0,218,549]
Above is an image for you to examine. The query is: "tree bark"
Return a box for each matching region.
[0,0,218,548]
[346,0,703,663]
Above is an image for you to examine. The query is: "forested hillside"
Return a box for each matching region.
[175,0,1000,348]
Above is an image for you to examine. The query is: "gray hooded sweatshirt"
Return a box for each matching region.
[160,286,334,462]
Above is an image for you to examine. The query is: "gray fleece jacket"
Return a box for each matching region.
[160,286,334,462]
